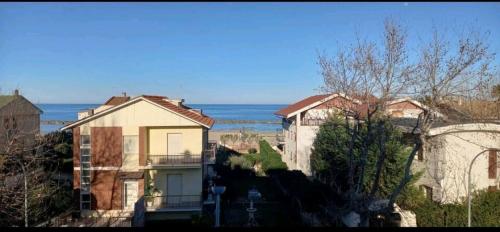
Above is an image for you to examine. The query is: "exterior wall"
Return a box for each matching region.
[148,127,203,155]
[73,99,208,217]
[90,170,122,210]
[415,123,500,203]
[296,124,320,176]
[0,97,40,152]
[91,127,123,167]
[282,117,297,170]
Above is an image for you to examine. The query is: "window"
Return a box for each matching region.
[81,135,90,148]
[489,149,498,179]
[417,147,424,161]
[420,185,433,200]
[123,136,138,154]
[123,136,139,166]
[12,117,17,129]
[80,134,91,211]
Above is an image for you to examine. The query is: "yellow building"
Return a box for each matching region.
[61,94,216,223]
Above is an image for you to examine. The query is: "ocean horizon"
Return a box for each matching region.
[37,103,287,134]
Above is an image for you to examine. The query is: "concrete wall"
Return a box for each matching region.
[415,123,500,203]
[296,124,320,176]
[282,117,297,170]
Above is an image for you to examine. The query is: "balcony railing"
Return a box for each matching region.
[301,118,328,126]
[148,154,202,166]
[145,195,201,210]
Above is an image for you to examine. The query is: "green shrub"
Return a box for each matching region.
[415,190,500,227]
[243,154,259,166]
[259,140,287,174]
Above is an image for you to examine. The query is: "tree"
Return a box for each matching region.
[316,18,496,226]
[0,98,61,227]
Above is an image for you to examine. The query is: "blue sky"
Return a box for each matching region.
[0,2,499,104]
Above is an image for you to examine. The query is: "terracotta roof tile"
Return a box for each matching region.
[142,95,215,128]
[104,96,131,106]
[275,94,331,117]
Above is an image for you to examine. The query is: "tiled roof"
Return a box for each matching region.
[275,94,331,117]
[142,95,215,128]
[104,96,131,106]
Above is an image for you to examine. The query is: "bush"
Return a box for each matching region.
[259,140,287,174]
[248,148,258,154]
[243,154,259,166]
[228,155,254,170]
[415,190,500,227]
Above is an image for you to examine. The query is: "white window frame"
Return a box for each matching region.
[122,135,139,165]
[80,134,91,211]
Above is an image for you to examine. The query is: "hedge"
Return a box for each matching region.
[415,190,500,227]
[258,140,287,173]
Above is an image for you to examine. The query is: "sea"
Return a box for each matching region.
[37,104,287,134]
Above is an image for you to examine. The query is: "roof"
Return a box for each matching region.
[0,95,43,113]
[142,95,215,128]
[60,94,214,130]
[104,96,131,106]
[275,94,331,117]
[0,95,16,109]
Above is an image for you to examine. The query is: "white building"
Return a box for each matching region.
[276,94,499,203]
[274,93,362,176]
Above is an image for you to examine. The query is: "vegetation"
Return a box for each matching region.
[311,117,421,201]
[414,191,500,227]
[258,140,287,174]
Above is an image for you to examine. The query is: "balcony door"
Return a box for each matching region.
[166,174,182,207]
[167,133,183,155]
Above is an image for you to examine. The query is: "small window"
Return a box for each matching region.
[81,183,90,192]
[81,148,90,155]
[81,194,91,202]
[82,170,90,177]
[81,135,90,147]
[489,150,498,179]
[81,155,90,162]
[417,147,424,161]
[420,185,433,200]
[123,136,138,155]
[81,202,90,210]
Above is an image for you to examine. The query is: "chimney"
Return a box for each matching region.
[122,92,127,97]
[14,89,19,96]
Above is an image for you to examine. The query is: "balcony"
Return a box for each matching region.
[300,118,328,126]
[145,195,202,212]
[203,141,217,165]
[146,154,202,168]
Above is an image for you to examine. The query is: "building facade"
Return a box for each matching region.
[413,123,500,203]
[61,95,216,221]
[0,89,42,153]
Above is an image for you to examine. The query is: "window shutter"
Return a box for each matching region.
[489,150,498,179]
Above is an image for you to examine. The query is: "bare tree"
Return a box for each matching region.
[0,94,60,227]
[316,18,496,227]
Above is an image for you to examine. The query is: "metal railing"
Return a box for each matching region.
[145,195,201,210]
[148,154,202,166]
[301,118,328,126]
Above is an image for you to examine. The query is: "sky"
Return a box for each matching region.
[0,2,499,104]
